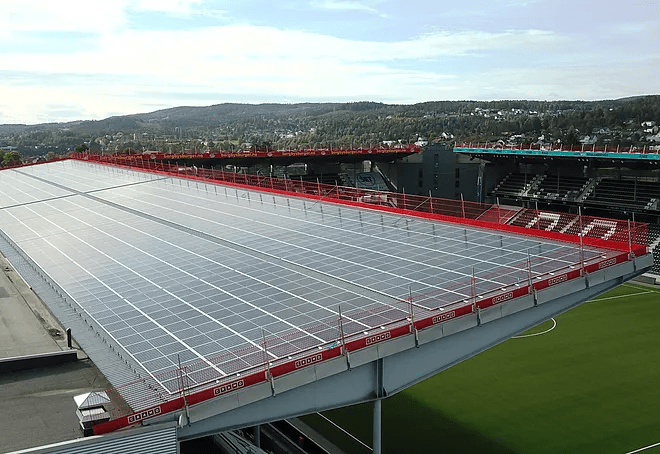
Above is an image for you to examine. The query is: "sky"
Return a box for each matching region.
[1,0,659,124]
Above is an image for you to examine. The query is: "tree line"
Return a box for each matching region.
[1,97,659,157]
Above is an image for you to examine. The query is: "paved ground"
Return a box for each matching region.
[0,252,110,453]
[0,252,89,359]
[0,360,111,453]
[0,254,63,358]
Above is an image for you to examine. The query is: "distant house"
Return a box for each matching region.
[580,135,597,145]
[648,132,660,143]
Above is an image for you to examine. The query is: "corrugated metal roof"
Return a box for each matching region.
[8,422,177,454]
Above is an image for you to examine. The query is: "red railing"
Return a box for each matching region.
[0,156,68,170]
[69,152,648,254]
[94,144,421,162]
[455,142,660,154]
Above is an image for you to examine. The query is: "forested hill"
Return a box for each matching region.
[2,97,660,156]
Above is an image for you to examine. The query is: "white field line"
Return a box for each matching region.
[588,290,656,303]
[512,318,557,339]
[316,412,372,452]
[513,285,657,339]
[625,441,660,454]
[622,282,660,293]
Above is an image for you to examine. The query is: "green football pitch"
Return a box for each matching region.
[301,283,660,454]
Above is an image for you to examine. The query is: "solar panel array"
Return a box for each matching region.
[0,161,610,394]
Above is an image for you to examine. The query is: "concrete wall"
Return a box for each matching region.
[394,144,481,201]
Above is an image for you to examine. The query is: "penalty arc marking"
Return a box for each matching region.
[512,318,557,339]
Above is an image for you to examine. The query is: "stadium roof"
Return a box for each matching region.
[454,143,660,163]
[0,159,649,436]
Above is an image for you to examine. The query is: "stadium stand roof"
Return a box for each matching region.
[0,157,651,446]
[454,143,660,162]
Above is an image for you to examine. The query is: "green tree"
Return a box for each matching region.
[1,151,20,166]
[563,126,579,146]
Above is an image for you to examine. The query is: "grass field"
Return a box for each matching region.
[301,283,660,453]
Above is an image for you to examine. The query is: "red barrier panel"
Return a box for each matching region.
[584,252,630,274]
[186,370,267,407]
[344,325,412,352]
[93,397,185,435]
[477,286,530,310]
[531,268,582,292]
[414,303,475,331]
[269,346,342,378]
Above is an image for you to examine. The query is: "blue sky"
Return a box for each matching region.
[1,0,659,124]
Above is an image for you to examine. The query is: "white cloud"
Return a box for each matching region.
[394,29,563,59]
[311,0,382,15]
[6,54,657,124]
[460,63,660,101]
[1,0,129,33]
[0,3,657,125]
[0,23,610,123]
[131,0,205,15]
[97,26,562,65]
[0,0,221,37]
[1,25,564,76]
[0,84,149,124]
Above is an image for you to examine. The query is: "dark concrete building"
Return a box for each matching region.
[392,143,482,202]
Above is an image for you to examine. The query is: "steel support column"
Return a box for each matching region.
[374,357,384,454]
[373,398,382,454]
[254,424,260,448]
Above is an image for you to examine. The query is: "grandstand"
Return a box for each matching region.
[456,144,660,275]
[490,173,660,214]
[0,155,651,453]
[585,178,660,211]
[491,173,590,204]
[535,174,589,203]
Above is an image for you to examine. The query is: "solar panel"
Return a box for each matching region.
[0,161,611,395]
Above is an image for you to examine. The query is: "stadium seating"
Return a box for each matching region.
[584,178,660,211]
[491,174,660,213]
[490,173,538,199]
[488,168,660,275]
[510,210,660,274]
[296,173,347,186]
[647,223,660,274]
[508,209,579,234]
[532,175,590,203]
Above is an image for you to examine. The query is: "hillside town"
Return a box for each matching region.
[1,97,660,162]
